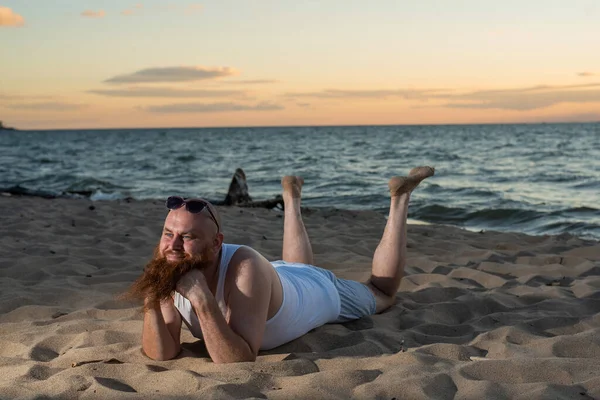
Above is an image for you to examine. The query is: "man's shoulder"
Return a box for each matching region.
[226,244,258,261]
[222,245,274,301]
[226,245,272,279]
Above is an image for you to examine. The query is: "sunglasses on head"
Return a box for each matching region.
[165,196,220,233]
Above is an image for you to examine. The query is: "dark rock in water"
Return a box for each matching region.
[0,186,100,200]
[0,185,59,199]
[0,185,94,199]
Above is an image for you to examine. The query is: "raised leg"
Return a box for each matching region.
[367,166,434,312]
[281,176,314,265]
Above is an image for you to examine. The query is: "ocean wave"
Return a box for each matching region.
[572,180,600,190]
[175,155,196,162]
[422,184,500,199]
[90,191,127,201]
[553,206,600,216]
[3,175,129,199]
[65,177,126,192]
[411,203,600,239]
[414,204,545,227]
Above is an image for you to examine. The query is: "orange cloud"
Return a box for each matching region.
[443,83,600,110]
[288,83,600,111]
[0,6,25,27]
[81,10,105,18]
[221,79,279,85]
[4,101,87,111]
[185,4,203,14]
[122,4,144,16]
[146,102,282,113]
[88,87,247,98]
[104,66,236,84]
[578,72,595,77]
[286,88,447,100]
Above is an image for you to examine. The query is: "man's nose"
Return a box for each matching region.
[168,235,184,251]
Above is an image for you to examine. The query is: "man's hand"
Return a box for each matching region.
[176,269,212,305]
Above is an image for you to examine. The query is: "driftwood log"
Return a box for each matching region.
[213,168,284,209]
[0,168,285,210]
[223,168,252,205]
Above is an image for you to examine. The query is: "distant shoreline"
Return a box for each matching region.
[0,122,17,131]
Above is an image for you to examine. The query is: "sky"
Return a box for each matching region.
[1,0,599,129]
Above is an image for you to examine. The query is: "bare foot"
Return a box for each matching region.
[281,176,304,199]
[388,166,434,197]
[409,166,435,179]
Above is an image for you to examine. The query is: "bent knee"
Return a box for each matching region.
[366,282,396,313]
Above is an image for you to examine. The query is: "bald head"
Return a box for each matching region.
[165,199,220,234]
[202,199,221,233]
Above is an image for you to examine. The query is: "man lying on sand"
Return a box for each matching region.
[128,166,434,363]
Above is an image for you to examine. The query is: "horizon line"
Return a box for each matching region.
[7,120,600,132]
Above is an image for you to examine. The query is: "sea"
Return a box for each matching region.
[1,123,599,240]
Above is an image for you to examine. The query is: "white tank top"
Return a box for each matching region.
[173,243,341,350]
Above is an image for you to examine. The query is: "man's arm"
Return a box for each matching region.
[178,258,271,363]
[142,297,182,361]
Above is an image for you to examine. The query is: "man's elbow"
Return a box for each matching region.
[148,352,177,361]
[213,353,257,364]
[142,345,180,361]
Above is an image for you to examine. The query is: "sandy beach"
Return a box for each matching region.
[1,195,599,399]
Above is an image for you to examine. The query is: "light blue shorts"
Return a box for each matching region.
[323,267,377,323]
[273,261,377,323]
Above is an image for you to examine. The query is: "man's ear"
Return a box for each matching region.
[214,232,224,251]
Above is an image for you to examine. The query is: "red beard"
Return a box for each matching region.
[125,245,216,308]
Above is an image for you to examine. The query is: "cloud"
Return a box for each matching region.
[578,72,595,77]
[289,83,600,111]
[448,82,600,96]
[3,102,87,111]
[81,10,105,18]
[442,83,600,110]
[122,3,144,16]
[88,86,247,98]
[527,112,600,123]
[286,88,446,100]
[104,66,236,84]
[146,102,283,113]
[157,3,202,14]
[221,79,279,85]
[185,4,203,14]
[0,6,25,27]
[0,93,54,101]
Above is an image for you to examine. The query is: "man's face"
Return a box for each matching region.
[124,204,222,305]
[159,206,218,262]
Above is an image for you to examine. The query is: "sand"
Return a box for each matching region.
[0,195,599,399]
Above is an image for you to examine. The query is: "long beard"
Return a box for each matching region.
[125,245,216,308]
